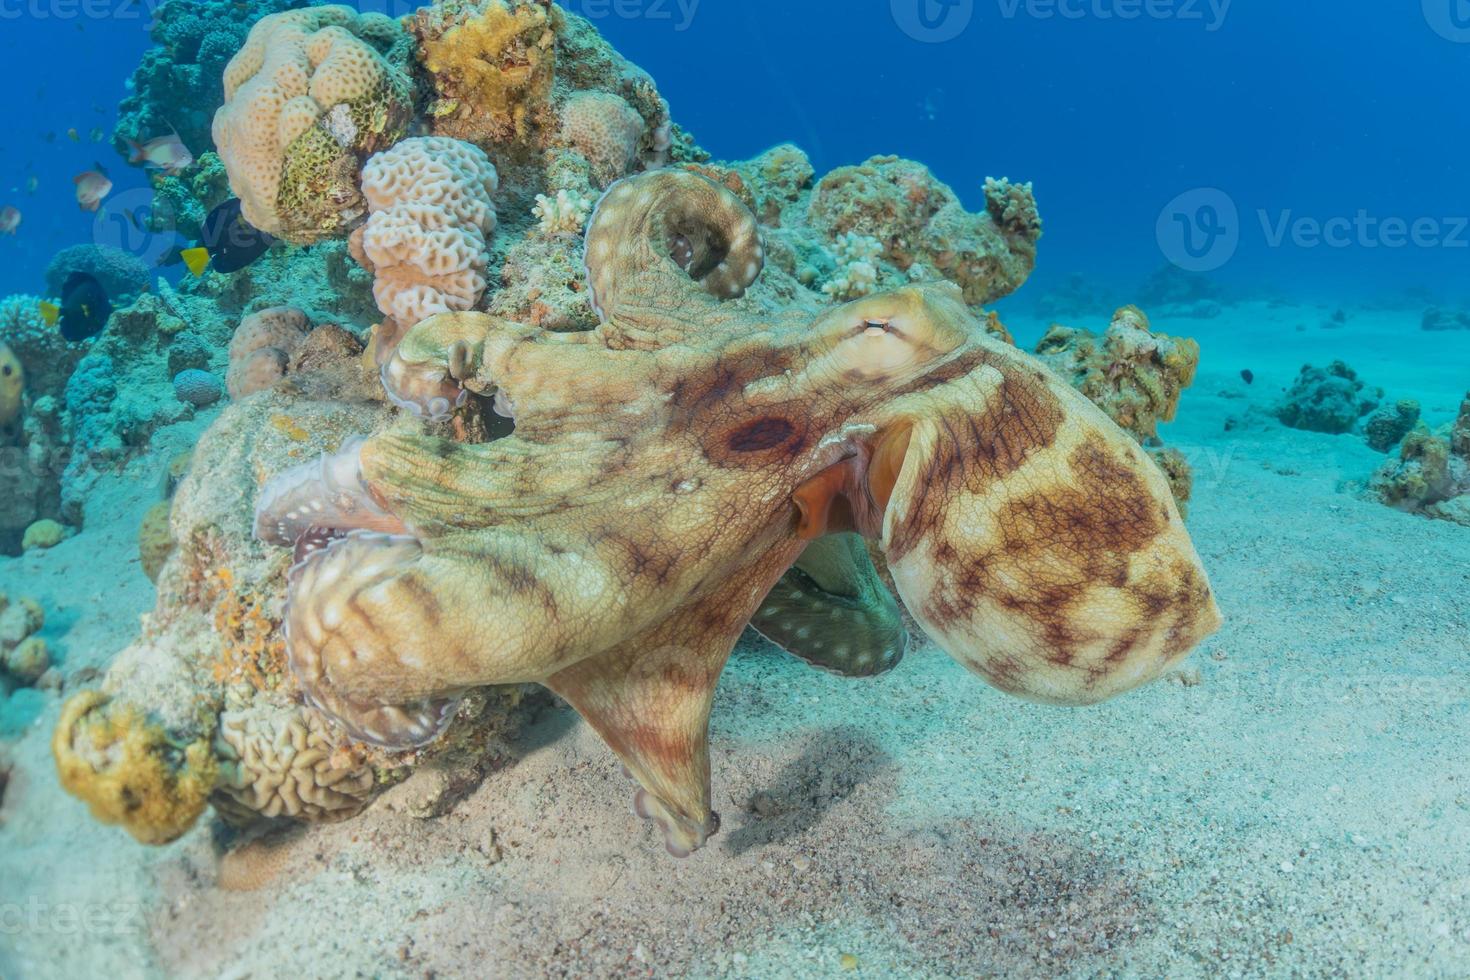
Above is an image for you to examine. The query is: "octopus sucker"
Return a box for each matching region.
[254,169,1221,856]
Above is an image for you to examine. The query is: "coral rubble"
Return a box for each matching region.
[1372,394,1470,526]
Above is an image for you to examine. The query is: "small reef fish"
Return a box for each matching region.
[39,272,112,342]
[1240,369,1255,385]
[0,206,20,235]
[168,198,275,276]
[128,133,194,175]
[67,128,80,142]
[25,176,37,194]
[73,166,113,212]
[89,127,104,143]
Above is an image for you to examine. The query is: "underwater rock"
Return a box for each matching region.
[1274,361,1382,435]
[1421,307,1470,331]
[44,244,151,304]
[1364,399,1421,452]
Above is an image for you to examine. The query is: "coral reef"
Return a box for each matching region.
[213,705,376,823]
[139,501,176,584]
[1274,361,1382,435]
[353,137,499,332]
[1372,394,1470,526]
[806,156,1041,306]
[0,592,49,686]
[557,91,645,187]
[44,245,152,303]
[0,294,84,398]
[114,0,304,164]
[1034,306,1200,443]
[250,169,1218,857]
[1364,399,1421,452]
[212,6,417,242]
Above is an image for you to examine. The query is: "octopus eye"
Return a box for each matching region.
[863,319,891,336]
[669,233,695,272]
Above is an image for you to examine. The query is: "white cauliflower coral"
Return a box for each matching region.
[532,188,593,236]
[823,232,885,301]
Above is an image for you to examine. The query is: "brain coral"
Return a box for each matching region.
[557,91,645,187]
[227,306,312,399]
[356,137,500,331]
[213,705,376,823]
[212,5,416,243]
[173,369,225,407]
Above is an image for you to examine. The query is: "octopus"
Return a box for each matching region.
[254,169,1222,856]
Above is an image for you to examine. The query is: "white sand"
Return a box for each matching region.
[1,302,1467,979]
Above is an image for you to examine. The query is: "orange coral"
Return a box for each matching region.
[206,568,287,691]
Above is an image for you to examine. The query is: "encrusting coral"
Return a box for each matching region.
[252,169,1221,857]
[212,5,416,243]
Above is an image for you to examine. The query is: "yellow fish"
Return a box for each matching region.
[38,301,60,327]
[0,342,24,436]
[180,247,211,277]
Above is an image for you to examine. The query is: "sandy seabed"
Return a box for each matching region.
[0,301,1467,979]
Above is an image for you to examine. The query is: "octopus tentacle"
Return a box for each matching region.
[253,438,406,548]
[283,532,462,748]
[584,170,764,328]
[546,555,788,857]
[379,311,499,420]
[751,533,908,677]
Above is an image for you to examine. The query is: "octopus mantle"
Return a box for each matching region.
[255,170,1222,855]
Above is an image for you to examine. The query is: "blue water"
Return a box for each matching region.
[1,2,1466,303]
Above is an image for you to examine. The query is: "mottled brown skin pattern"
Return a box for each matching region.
[256,170,1222,856]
